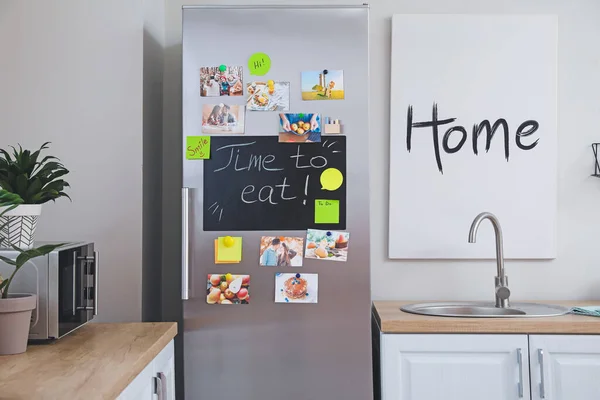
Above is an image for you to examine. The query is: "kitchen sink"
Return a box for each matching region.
[400,213,572,318]
[400,301,571,318]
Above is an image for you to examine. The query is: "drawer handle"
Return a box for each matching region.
[72,251,77,316]
[517,348,524,398]
[538,349,546,398]
[154,372,167,400]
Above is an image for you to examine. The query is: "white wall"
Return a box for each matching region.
[164,0,600,302]
[0,1,144,321]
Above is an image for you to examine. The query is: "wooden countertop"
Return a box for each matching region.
[0,322,177,400]
[373,301,600,334]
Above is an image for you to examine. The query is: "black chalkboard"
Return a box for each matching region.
[203,136,346,231]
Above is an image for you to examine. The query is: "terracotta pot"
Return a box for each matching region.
[0,294,36,355]
[0,204,43,249]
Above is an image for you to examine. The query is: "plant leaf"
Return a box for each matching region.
[0,255,16,266]
[57,191,72,201]
[0,190,23,207]
[0,180,14,192]
[45,169,69,182]
[0,149,12,163]
[0,143,70,205]
[0,279,8,296]
[14,174,28,198]
[14,243,68,267]
[24,177,42,203]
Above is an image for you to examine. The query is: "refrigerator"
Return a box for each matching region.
[181,5,372,399]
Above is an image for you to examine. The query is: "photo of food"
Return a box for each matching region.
[206,273,250,305]
[259,236,304,267]
[301,70,344,100]
[275,273,318,303]
[200,65,243,97]
[278,113,321,143]
[305,229,349,262]
[201,104,245,134]
[246,81,290,111]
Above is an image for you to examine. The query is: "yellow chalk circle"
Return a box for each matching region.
[320,168,343,191]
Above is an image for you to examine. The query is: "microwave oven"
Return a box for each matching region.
[0,241,98,340]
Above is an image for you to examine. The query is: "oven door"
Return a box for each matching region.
[58,243,97,337]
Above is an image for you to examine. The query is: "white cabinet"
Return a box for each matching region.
[529,335,600,400]
[153,340,176,400]
[117,361,154,400]
[117,339,176,400]
[378,333,600,400]
[380,334,529,400]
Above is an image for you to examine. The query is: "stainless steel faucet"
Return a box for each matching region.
[468,212,510,308]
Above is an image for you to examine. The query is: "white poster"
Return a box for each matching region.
[389,14,557,259]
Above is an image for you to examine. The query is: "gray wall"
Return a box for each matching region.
[0,0,144,322]
[164,0,600,303]
[143,0,165,322]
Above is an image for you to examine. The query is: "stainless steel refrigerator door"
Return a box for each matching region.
[182,5,371,400]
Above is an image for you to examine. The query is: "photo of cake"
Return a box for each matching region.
[305,229,350,262]
[335,234,348,248]
[275,273,318,304]
[284,275,308,299]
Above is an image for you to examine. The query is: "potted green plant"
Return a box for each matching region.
[0,190,65,355]
[0,142,70,249]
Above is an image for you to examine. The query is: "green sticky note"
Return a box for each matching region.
[315,199,340,224]
[248,52,271,76]
[186,136,210,160]
[216,236,242,262]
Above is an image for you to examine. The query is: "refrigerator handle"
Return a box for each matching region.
[182,187,190,300]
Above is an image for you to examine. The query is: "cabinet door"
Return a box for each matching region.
[117,361,153,400]
[381,334,530,400]
[529,335,600,400]
[153,340,176,400]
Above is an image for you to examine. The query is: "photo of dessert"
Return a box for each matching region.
[246,81,290,111]
[305,229,349,262]
[275,273,318,304]
[206,273,250,305]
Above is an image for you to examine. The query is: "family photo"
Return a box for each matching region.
[201,103,245,134]
[200,65,243,97]
[259,236,304,267]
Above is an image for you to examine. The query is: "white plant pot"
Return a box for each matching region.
[0,204,43,249]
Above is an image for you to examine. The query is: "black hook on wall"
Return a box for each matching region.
[592,143,600,178]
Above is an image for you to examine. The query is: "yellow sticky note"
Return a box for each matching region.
[186,136,210,160]
[315,199,340,224]
[320,168,343,191]
[216,236,242,262]
[214,240,239,264]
